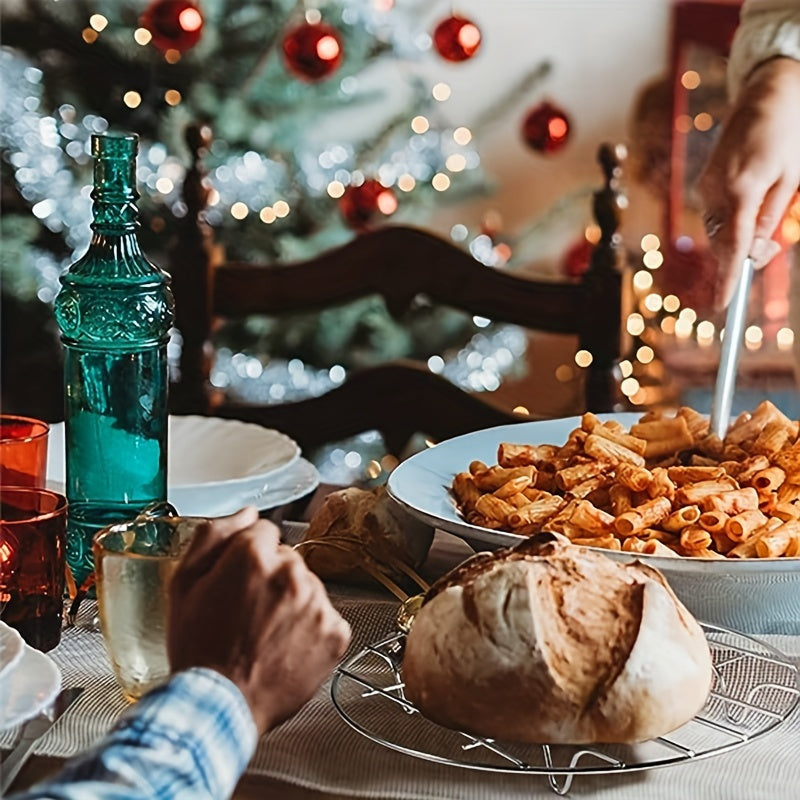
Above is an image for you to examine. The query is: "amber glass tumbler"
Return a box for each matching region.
[0,415,49,489]
[0,487,67,651]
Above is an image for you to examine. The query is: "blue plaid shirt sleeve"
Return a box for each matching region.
[10,667,258,800]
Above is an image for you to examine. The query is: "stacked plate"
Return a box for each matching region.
[47,415,319,518]
[0,621,61,732]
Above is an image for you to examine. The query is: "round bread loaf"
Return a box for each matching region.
[402,534,713,744]
[299,487,434,583]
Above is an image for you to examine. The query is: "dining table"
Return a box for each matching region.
[1,500,799,800]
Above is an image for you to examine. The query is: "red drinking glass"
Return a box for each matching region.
[0,487,67,652]
[0,415,50,489]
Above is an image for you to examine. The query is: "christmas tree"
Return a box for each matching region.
[4,2,560,364]
[2,0,586,479]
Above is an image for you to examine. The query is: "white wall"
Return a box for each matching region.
[416,0,675,268]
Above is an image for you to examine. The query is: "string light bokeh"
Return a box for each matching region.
[0,1,556,486]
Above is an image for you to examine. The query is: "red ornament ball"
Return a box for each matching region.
[338,180,398,229]
[282,22,344,81]
[433,15,482,62]
[522,101,571,154]
[140,0,204,54]
[561,237,594,279]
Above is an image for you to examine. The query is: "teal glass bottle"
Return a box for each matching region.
[54,133,175,587]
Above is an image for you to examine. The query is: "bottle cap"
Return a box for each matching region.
[91,132,139,160]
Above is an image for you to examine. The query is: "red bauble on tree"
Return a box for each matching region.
[433,15,482,61]
[561,237,594,279]
[522,101,571,154]
[282,22,344,81]
[338,180,398,229]
[140,0,204,54]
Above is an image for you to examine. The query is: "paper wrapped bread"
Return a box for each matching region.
[299,487,434,584]
[402,534,713,744]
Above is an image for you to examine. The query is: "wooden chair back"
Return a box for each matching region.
[168,126,625,454]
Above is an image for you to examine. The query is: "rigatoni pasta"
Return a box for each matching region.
[451,401,800,559]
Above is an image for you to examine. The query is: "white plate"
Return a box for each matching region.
[173,456,320,517]
[166,416,300,487]
[387,415,800,634]
[0,621,25,683]
[0,643,61,732]
[47,416,301,512]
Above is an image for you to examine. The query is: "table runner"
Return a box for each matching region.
[1,525,798,799]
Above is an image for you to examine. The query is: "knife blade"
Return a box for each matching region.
[0,686,84,794]
[709,256,755,441]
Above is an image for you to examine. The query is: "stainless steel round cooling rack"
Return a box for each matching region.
[331,624,799,795]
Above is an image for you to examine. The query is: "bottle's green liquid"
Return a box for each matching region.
[54,133,174,587]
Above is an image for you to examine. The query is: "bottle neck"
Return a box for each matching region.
[86,230,147,263]
[91,152,139,235]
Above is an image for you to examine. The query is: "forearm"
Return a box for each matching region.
[728,0,800,97]
[10,669,258,800]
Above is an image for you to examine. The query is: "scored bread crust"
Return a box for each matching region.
[402,538,713,744]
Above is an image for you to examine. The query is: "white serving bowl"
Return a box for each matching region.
[387,415,800,636]
[597,549,799,635]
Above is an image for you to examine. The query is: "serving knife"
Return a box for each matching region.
[709,257,755,441]
[0,686,84,794]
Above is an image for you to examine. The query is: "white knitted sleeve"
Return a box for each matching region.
[728,0,800,97]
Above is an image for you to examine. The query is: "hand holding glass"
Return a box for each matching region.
[93,513,202,701]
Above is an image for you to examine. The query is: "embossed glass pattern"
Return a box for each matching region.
[54,133,175,586]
